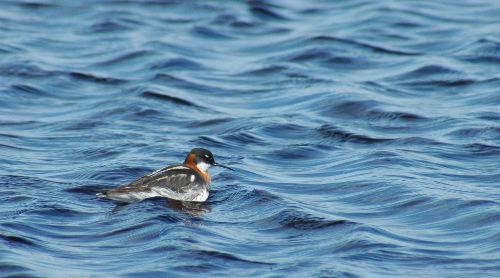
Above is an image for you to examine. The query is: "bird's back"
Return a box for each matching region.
[98,164,210,203]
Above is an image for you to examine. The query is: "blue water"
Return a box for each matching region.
[1,0,499,277]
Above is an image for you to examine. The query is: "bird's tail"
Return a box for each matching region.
[96,189,110,199]
[96,187,149,203]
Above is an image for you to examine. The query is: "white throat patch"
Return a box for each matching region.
[196,162,211,172]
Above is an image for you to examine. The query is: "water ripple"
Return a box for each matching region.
[0,0,499,277]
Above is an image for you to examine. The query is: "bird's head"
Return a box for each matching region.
[184,148,233,172]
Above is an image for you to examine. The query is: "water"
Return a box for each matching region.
[1,0,499,277]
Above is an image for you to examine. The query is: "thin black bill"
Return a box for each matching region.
[214,163,234,171]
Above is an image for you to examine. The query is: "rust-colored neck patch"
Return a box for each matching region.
[184,153,211,184]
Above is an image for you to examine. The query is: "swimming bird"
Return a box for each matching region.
[97,148,233,203]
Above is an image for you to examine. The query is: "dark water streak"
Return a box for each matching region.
[0,0,499,277]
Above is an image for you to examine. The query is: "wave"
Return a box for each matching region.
[1,0,499,277]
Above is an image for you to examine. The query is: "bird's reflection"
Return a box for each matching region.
[165,199,211,217]
[109,198,211,217]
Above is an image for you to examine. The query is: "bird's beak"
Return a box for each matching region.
[213,162,234,171]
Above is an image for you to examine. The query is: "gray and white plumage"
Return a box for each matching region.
[97,148,232,203]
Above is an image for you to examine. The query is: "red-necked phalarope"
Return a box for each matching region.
[97,148,233,203]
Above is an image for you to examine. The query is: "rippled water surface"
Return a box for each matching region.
[1,0,500,277]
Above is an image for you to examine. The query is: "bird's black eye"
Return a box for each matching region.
[204,154,210,159]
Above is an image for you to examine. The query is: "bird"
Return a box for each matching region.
[96,148,233,203]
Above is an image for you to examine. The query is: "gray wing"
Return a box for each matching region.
[100,165,201,203]
[122,165,196,193]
